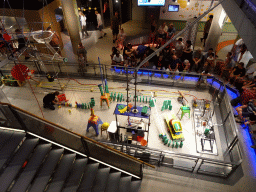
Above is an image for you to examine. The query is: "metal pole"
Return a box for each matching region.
[135,0,225,71]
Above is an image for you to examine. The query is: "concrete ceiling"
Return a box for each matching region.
[0,0,55,11]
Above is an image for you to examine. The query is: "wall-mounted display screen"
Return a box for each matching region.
[138,0,165,7]
[168,5,179,12]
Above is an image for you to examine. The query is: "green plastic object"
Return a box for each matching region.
[98,84,104,96]
[175,141,179,148]
[140,96,141,102]
[149,100,155,107]
[159,133,163,138]
[146,97,147,103]
[180,141,183,148]
[118,105,125,110]
[81,103,85,109]
[174,123,181,132]
[120,94,123,102]
[105,80,109,93]
[204,128,210,135]
[161,106,165,111]
[84,103,87,109]
[110,92,113,99]
[90,98,95,108]
[143,96,144,103]
[137,96,138,102]
[165,101,168,109]
[168,140,172,147]
[169,105,172,110]
[168,100,171,106]
[141,106,148,116]
[172,142,175,148]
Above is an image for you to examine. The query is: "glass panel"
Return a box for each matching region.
[163,154,197,171]
[224,115,237,146]
[198,160,233,177]
[86,139,142,177]
[14,110,86,154]
[230,143,242,164]
[0,105,22,129]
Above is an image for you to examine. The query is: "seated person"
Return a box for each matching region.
[229,62,246,85]
[167,23,176,37]
[136,44,147,59]
[112,51,124,66]
[175,38,185,58]
[156,55,165,70]
[178,60,190,81]
[196,69,213,87]
[182,40,193,72]
[14,29,30,60]
[192,47,203,72]
[123,43,134,60]
[220,52,233,78]
[168,54,181,72]
[43,91,59,110]
[206,53,215,68]
[157,22,168,47]
[235,99,256,123]
[110,47,118,60]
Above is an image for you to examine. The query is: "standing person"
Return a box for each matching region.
[46,26,61,55]
[95,11,106,39]
[167,23,176,37]
[77,43,87,73]
[111,11,121,43]
[201,15,213,47]
[150,14,157,33]
[116,28,126,50]
[79,11,89,39]
[43,91,59,110]
[182,40,193,72]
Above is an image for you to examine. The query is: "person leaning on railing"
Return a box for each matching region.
[112,51,124,66]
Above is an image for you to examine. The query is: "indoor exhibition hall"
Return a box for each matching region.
[0,0,256,191]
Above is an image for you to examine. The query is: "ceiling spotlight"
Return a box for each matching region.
[187,0,190,5]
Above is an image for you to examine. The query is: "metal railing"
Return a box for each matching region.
[0,60,243,178]
[0,102,155,178]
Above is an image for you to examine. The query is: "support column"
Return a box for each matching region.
[61,0,81,55]
[109,0,114,21]
[204,4,223,52]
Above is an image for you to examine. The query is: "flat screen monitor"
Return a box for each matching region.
[138,0,165,7]
[168,5,179,12]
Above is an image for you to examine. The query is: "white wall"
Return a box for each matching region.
[160,0,217,21]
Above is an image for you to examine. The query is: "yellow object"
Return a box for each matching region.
[101,122,110,130]
[68,109,71,113]
[119,106,127,113]
[165,114,184,140]
[90,88,93,92]
[58,106,61,108]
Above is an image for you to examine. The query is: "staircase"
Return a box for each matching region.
[0,128,142,192]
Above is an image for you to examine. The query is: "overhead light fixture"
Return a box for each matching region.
[187,0,190,5]
[59,6,62,9]
[116,0,118,3]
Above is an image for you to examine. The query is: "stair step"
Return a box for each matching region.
[92,167,110,192]
[130,180,142,192]
[10,144,52,192]
[62,158,88,192]
[0,131,26,169]
[0,129,14,149]
[46,153,76,192]
[105,172,122,192]
[29,148,64,192]
[77,163,100,192]
[0,138,39,192]
[118,176,132,192]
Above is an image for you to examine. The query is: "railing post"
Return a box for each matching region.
[8,106,28,132]
[81,137,91,157]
